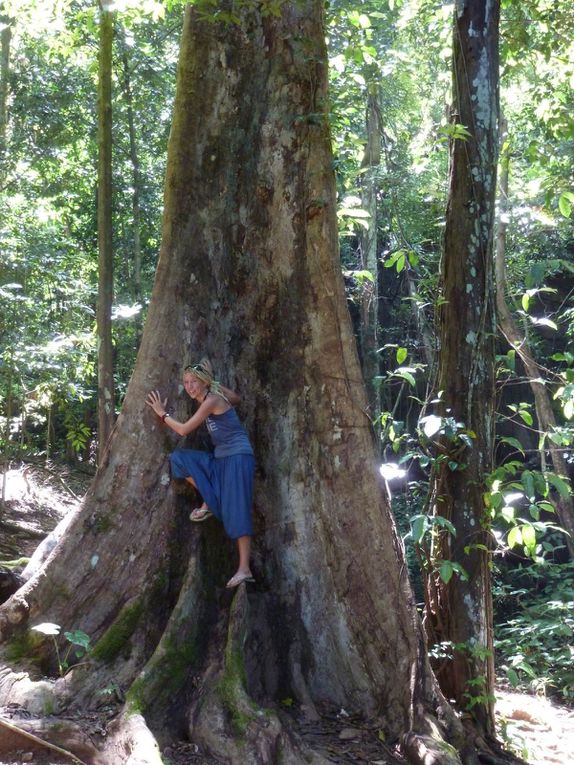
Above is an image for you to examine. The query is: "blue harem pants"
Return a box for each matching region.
[169,449,254,539]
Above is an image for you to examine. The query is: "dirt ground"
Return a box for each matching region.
[495,688,574,764]
[1,464,573,765]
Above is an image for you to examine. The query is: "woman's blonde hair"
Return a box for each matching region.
[184,358,229,402]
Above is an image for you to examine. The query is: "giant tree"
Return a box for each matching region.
[422,0,500,739]
[0,3,520,764]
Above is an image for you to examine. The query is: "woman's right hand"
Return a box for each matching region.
[146,390,167,418]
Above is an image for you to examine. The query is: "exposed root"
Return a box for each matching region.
[121,534,206,729]
[0,667,65,715]
[99,712,164,765]
[402,731,463,765]
[188,583,327,765]
[0,716,92,764]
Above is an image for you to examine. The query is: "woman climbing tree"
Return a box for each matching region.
[146,359,255,588]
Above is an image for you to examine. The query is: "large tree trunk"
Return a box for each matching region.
[423,0,500,739]
[96,3,115,465]
[0,4,494,764]
[495,130,574,557]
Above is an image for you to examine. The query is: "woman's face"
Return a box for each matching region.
[183,372,207,401]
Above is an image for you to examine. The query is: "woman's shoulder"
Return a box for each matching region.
[207,392,232,416]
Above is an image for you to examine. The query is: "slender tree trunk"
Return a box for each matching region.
[96,3,115,465]
[1,363,12,511]
[0,10,11,179]
[495,131,574,557]
[358,90,381,419]
[120,39,143,344]
[406,269,435,369]
[424,0,500,738]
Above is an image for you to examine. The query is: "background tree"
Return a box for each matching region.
[0,5,10,176]
[96,0,115,464]
[0,1,179,466]
[422,0,500,737]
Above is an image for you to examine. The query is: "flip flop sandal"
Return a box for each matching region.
[190,507,213,522]
[226,571,255,589]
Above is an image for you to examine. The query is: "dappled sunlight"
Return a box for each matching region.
[496,689,574,765]
[379,462,407,481]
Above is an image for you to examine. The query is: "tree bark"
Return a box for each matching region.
[358,90,381,419]
[495,131,574,557]
[424,0,500,738]
[1,4,474,763]
[96,3,115,465]
[119,38,144,345]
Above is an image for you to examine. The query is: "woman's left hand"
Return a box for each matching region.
[146,390,168,418]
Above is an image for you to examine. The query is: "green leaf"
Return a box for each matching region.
[528,504,540,521]
[439,560,454,584]
[531,317,557,330]
[64,630,90,649]
[507,526,522,549]
[558,193,572,218]
[411,514,427,544]
[519,410,533,426]
[521,293,530,312]
[343,269,374,284]
[507,667,520,687]
[521,470,535,500]
[384,249,408,273]
[396,347,408,365]
[498,436,525,455]
[501,505,515,523]
[546,473,571,498]
[433,515,456,536]
[521,523,536,551]
[407,250,419,267]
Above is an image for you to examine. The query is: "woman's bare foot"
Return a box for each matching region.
[226,570,255,588]
[190,504,212,522]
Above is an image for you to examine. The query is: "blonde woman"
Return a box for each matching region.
[146,361,254,588]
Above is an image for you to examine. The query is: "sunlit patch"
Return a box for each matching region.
[379,463,407,481]
[111,303,142,321]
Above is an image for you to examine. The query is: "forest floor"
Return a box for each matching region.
[0,462,573,765]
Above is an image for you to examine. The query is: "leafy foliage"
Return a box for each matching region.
[494,562,574,702]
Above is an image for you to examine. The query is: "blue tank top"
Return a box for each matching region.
[206,407,254,458]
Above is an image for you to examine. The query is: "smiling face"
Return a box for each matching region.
[183,372,208,401]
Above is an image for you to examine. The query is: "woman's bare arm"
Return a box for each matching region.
[146,391,218,436]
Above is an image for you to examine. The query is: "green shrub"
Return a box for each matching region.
[494,561,574,702]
